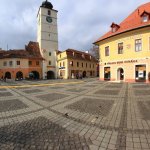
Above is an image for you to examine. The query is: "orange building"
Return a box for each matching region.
[0,41,43,80]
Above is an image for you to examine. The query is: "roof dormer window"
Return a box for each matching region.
[111,22,120,33]
[143,15,149,22]
[140,11,150,23]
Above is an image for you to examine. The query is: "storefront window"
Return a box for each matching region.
[104,67,111,80]
[135,65,146,82]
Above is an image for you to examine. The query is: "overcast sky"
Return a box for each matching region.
[0,0,149,51]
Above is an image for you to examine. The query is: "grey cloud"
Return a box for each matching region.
[0,0,149,51]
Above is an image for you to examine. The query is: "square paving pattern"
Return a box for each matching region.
[66,98,114,116]
[0,117,91,149]
[95,89,119,95]
[0,92,13,97]
[37,93,68,102]
[0,88,7,91]
[138,101,150,120]
[0,99,28,112]
[23,89,42,94]
[67,88,86,93]
[134,89,150,96]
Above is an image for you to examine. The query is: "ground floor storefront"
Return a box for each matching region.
[100,59,150,83]
[0,68,42,80]
[58,69,96,79]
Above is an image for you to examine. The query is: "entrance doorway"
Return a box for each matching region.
[16,71,23,80]
[82,71,86,78]
[117,68,124,80]
[5,72,11,79]
[104,67,111,80]
[29,71,40,79]
[47,71,55,79]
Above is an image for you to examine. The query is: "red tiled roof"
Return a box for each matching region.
[65,49,98,62]
[0,41,44,60]
[94,2,150,43]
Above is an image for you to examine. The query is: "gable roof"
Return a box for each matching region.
[59,49,98,62]
[0,41,44,60]
[94,2,150,44]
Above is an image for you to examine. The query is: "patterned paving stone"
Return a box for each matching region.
[134,89,150,96]
[67,88,86,93]
[94,89,119,95]
[105,84,123,88]
[0,99,28,112]
[138,101,150,120]
[23,89,42,94]
[0,117,91,150]
[66,98,114,116]
[0,92,13,97]
[0,88,7,91]
[37,93,68,102]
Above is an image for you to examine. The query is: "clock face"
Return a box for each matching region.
[46,16,52,23]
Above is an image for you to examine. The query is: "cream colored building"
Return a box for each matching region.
[57,49,98,79]
[37,0,58,79]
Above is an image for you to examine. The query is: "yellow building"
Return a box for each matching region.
[57,49,98,79]
[94,2,150,82]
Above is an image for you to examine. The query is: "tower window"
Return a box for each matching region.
[48,10,51,15]
[49,61,51,66]
[49,52,51,56]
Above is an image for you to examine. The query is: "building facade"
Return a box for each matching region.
[37,0,58,79]
[94,2,150,82]
[57,49,98,79]
[0,42,43,80]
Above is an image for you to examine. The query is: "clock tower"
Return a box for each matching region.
[37,0,58,79]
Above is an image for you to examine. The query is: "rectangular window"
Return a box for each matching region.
[82,63,83,67]
[9,61,13,66]
[48,10,51,15]
[86,63,87,68]
[77,62,79,67]
[29,61,32,66]
[71,61,73,66]
[49,61,51,65]
[63,61,65,67]
[49,52,51,56]
[118,43,123,54]
[105,46,109,56]
[3,61,7,66]
[16,61,20,65]
[60,62,61,67]
[36,61,39,66]
[135,39,142,52]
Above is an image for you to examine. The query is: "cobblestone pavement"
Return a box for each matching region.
[0,79,150,150]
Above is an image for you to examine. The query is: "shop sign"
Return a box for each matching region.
[107,60,137,65]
